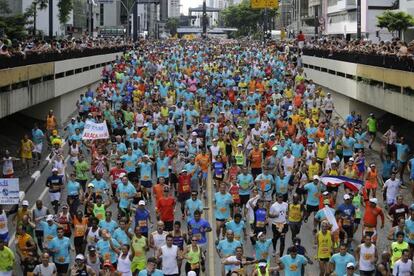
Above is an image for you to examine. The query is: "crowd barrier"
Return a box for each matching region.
[0,46,128,69]
[300,48,414,72]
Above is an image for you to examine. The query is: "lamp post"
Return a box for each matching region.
[49,0,53,39]
[357,0,361,39]
[202,0,207,38]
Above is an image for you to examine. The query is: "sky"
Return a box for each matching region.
[181,0,204,15]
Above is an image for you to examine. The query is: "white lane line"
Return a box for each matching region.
[207,169,216,276]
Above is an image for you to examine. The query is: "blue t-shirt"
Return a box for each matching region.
[237,174,253,195]
[32,129,44,145]
[280,254,308,276]
[217,239,242,257]
[138,269,163,276]
[304,182,319,206]
[96,238,120,264]
[91,179,109,194]
[396,143,410,162]
[329,253,355,276]
[214,192,233,220]
[121,154,138,173]
[185,199,203,221]
[225,220,245,242]
[188,218,211,244]
[255,239,272,261]
[116,182,136,209]
[67,180,81,196]
[342,137,356,156]
[275,175,290,195]
[113,227,132,246]
[138,162,152,181]
[156,157,170,178]
[49,237,71,264]
[98,220,118,235]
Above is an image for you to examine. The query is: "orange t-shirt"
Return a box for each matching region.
[363,204,384,227]
[153,184,164,205]
[250,149,263,169]
[73,216,89,237]
[195,154,210,172]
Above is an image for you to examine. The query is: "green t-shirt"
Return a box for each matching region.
[0,246,14,271]
[75,161,89,180]
[367,118,377,132]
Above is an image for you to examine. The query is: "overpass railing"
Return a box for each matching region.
[300,48,414,72]
[0,46,127,70]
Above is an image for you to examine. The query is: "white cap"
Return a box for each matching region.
[346,262,355,268]
[87,183,95,188]
[138,200,146,206]
[187,272,197,276]
[349,157,354,161]
[119,172,126,178]
[313,175,320,180]
[237,144,243,147]
[270,133,275,137]
[370,163,376,167]
[369,198,378,204]
[343,194,351,200]
[331,160,337,164]
[181,169,187,173]
[22,200,29,206]
[46,214,54,221]
[320,138,325,142]
[143,155,149,158]
[272,145,278,151]
[288,106,293,110]
[132,131,138,134]
[322,191,329,196]
[75,254,85,260]
[258,262,267,267]
[191,131,198,136]
[52,168,58,172]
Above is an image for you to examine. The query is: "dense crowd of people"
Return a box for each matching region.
[0,38,414,276]
[0,36,132,58]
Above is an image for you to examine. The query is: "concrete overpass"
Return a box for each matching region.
[301,52,414,122]
[0,49,123,124]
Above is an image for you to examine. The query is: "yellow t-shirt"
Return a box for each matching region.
[308,162,320,179]
[317,231,332,259]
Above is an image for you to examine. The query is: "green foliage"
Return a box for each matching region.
[166,17,179,36]
[0,0,11,13]
[57,0,73,25]
[0,14,29,40]
[221,2,277,37]
[377,10,414,37]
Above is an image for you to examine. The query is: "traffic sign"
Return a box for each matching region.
[251,0,279,9]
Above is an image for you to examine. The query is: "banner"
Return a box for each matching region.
[0,178,20,205]
[82,120,110,140]
[251,0,278,9]
[323,206,339,232]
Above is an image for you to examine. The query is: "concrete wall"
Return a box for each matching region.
[303,55,414,122]
[0,52,121,121]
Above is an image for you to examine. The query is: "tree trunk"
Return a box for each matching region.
[33,3,37,36]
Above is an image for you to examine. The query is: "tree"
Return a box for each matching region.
[0,0,29,40]
[57,0,73,25]
[377,10,414,39]
[166,17,179,36]
[221,2,277,37]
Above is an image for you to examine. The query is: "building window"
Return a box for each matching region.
[100,4,104,26]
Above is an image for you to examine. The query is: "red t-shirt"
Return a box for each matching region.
[109,168,127,182]
[157,197,176,222]
[178,174,192,194]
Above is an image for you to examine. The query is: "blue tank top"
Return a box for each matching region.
[255,208,267,227]
[172,235,185,249]
[135,209,150,233]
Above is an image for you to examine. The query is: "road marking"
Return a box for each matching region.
[207,169,216,276]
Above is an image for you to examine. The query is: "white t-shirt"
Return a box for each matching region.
[160,245,179,274]
[392,259,412,276]
[269,202,288,224]
[282,156,295,176]
[33,263,57,275]
[384,178,401,202]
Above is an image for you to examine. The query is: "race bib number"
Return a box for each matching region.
[289,264,298,271]
[220,207,227,213]
[57,256,65,263]
[46,235,53,241]
[138,220,147,227]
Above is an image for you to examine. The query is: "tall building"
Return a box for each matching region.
[399,0,414,41]
[168,0,180,18]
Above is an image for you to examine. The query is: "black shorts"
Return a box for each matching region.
[55,263,69,274]
[240,194,250,205]
[141,180,153,188]
[164,221,174,231]
[369,131,376,136]
[359,270,375,276]
[178,192,191,202]
[216,218,225,222]
[326,185,339,193]
[306,204,319,214]
[296,186,306,195]
[319,258,329,262]
[343,156,352,163]
[325,110,333,114]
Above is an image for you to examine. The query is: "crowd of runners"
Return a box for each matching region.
[1,38,414,276]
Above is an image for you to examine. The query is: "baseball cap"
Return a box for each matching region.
[369,198,378,204]
[52,168,58,172]
[237,144,243,147]
[87,183,95,188]
[320,138,325,142]
[22,200,29,206]
[181,169,187,173]
[343,194,351,200]
[103,260,113,267]
[46,214,54,221]
[191,131,198,136]
[75,254,85,260]
[258,262,267,267]
[272,145,278,151]
[349,157,354,161]
[346,262,355,268]
[138,200,146,206]
[322,191,329,196]
[88,245,96,252]
[258,232,265,238]
[313,175,320,180]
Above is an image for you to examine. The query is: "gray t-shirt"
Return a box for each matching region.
[33,263,57,276]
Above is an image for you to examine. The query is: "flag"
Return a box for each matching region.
[323,207,339,232]
[320,175,363,192]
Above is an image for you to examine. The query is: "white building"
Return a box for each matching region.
[326,0,395,41]
[168,0,180,18]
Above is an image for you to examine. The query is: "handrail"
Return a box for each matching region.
[0,46,128,70]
